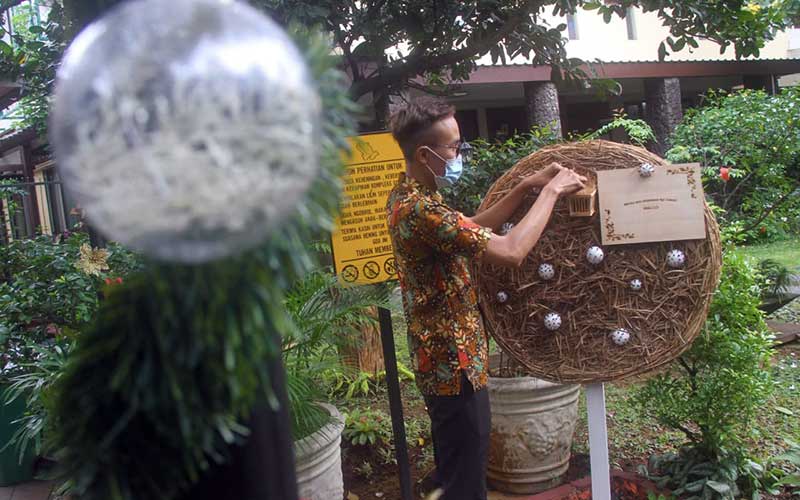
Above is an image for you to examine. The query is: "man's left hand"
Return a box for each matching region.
[522,162,563,190]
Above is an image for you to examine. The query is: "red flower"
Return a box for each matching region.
[759,226,767,234]
[105,278,112,285]
[720,167,730,182]
[116,277,123,284]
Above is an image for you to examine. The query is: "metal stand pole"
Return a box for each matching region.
[378,306,413,500]
[586,383,611,500]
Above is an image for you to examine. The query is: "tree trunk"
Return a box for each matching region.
[339,306,385,375]
[373,89,391,131]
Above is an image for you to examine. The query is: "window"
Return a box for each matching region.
[44,168,68,234]
[566,13,579,40]
[625,7,637,40]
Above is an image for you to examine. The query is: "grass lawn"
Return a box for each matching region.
[736,238,800,270]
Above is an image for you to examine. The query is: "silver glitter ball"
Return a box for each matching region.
[610,328,631,346]
[543,312,562,331]
[500,222,514,235]
[496,291,509,303]
[630,278,643,291]
[586,246,605,265]
[51,0,320,263]
[639,163,655,177]
[666,249,686,268]
[538,263,556,280]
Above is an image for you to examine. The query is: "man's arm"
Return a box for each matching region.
[469,163,564,231]
[482,168,585,268]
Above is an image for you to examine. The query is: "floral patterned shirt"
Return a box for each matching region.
[386,174,493,396]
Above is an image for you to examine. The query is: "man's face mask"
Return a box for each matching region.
[423,142,471,189]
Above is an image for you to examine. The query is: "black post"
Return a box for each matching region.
[180,334,299,500]
[378,306,413,500]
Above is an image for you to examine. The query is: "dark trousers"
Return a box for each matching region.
[423,372,491,500]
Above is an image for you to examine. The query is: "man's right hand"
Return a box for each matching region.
[544,167,587,196]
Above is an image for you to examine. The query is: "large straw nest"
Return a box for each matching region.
[476,140,722,383]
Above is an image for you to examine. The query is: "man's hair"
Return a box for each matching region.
[389,97,455,160]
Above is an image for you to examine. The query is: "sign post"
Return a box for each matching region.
[332,132,412,500]
[378,306,413,500]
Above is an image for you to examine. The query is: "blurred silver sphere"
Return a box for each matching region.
[50,0,320,262]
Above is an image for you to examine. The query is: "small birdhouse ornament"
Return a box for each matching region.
[639,163,655,177]
[544,312,562,331]
[666,249,686,268]
[630,278,643,291]
[497,291,509,303]
[538,263,555,280]
[500,222,514,235]
[567,177,597,217]
[610,328,631,346]
[586,246,605,265]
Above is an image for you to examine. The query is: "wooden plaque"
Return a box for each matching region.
[597,163,706,246]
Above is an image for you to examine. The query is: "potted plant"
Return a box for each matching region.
[486,352,581,495]
[282,267,391,500]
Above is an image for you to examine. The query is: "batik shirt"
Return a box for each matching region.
[386,174,493,396]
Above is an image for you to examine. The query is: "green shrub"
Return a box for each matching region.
[634,250,775,498]
[772,438,800,495]
[0,231,140,382]
[582,112,656,148]
[667,88,800,243]
[342,407,392,447]
[322,362,415,400]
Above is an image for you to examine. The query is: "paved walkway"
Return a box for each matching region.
[0,481,53,500]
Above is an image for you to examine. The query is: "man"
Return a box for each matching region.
[386,97,585,500]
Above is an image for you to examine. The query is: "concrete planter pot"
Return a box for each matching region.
[487,370,580,494]
[294,403,345,500]
[0,384,36,487]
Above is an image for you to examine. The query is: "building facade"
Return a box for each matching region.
[426,8,800,155]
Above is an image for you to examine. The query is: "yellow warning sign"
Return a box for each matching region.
[332,132,405,285]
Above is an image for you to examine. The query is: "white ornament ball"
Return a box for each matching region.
[639,163,655,177]
[538,263,555,280]
[630,278,643,291]
[666,249,686,268]
[50,0,321,263]
[543,312,562,331]
[497,291,509,303]
[500,222,514,235]
[610,328,631,346]
[586,246,605,265]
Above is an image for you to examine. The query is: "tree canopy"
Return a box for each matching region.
[2,0,799,130]
[257,0,799,103]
